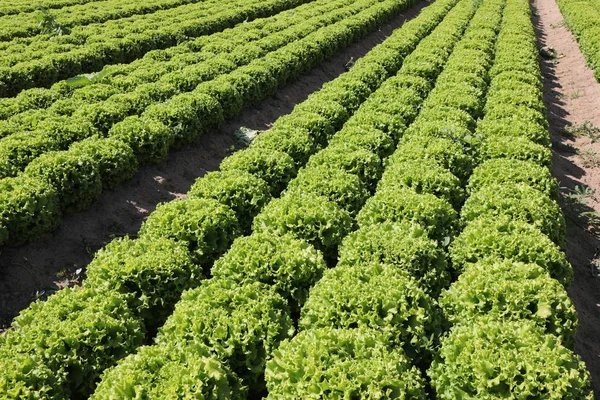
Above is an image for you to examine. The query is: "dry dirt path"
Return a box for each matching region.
[0,0,431,328]
[532,0,600,393]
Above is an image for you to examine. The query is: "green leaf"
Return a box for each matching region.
[65,76,93,88]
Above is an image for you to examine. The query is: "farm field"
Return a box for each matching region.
[1,0,600,397]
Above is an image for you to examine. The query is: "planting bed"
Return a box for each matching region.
[1,0,600,397]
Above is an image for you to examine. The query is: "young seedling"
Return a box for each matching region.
[564,121,600,143]
[36,6,69,37]
[578,148,600,168]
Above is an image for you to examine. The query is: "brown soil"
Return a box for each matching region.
[532,0,600,394]
[0,0,430,328]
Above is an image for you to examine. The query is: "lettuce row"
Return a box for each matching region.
[0,0,369,173]
[0,0,233,42]
[0,0,312,97]
[0,0,352,120]
[429,318,593,400]
[427,0,593,396]
[266,328,427,399]
[264,0,504,396]
[0,0,100,17]
[0,287,145,399]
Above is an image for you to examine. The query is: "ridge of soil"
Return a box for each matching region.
[0,0,431,328]
[532,0,600,394]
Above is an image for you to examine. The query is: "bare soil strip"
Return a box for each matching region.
[532,0,600,392]
[0,0,431,328]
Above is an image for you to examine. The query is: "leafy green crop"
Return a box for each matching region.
[491,70,542,90]
[84,236,200,330]
[35,115,100,148]
[467,158,559,199]
[428,318,593,399]
[478,135,552,167]
[220,147,296,196]
[461,183,566,246]
[338,221,450,297]
[265,328,427,399]
[0,131,60,179]
[358,186,458,242]
[329,125,395,159]
[24,150,102,211]
[0,174,60,246]
[450,215,572,286]
[284,165,369,215]
[70,135,138,189]
[212,232,326,312]
[0,351,61,399]
[305,143,382,189]
[439,259,577,347]
[315,74,372,112]
[418,103,476,130]
[346,102,409,142]
[0,287,144,399]
[390,135,474,183]
[379,158,465,209]
[157,279,293,390]
[294,99,350,132]
[403,120,473,144]
[476,115,549,145]
[253,192,352,259]
[145,92,223,146]
[299,262,443,362]
[109,116,174,164]
[139,198,239,268]
[251,127,322,167]
[557,0,600,82]
[91,343,245,399]
[273,110,336,147]
[188,170,271,233]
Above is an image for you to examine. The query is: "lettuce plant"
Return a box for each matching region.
[157,279,293,389]
[428,318,593,399]
[266,328,427,399]
[299,262,443,362]
[439,259,577,347]
[139,198,239,267]
[212,232,326,311]
[450,215,572,286]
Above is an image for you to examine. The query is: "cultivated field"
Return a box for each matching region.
[1,0,600,397]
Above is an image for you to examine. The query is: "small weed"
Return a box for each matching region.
[54,266,83,290]
[233,126,260,147]
[582,211,600,226]
[81,237,96,255]
[539,46,558,59]
[36,6,69,37]
[566,184,596,203]
[563,185,600,236]
[570,90,582,99]
[564,121,600,142]
[344,57,355,71]
[578,148,600,168]
[550,21,566,28]
[226,145,237,155]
